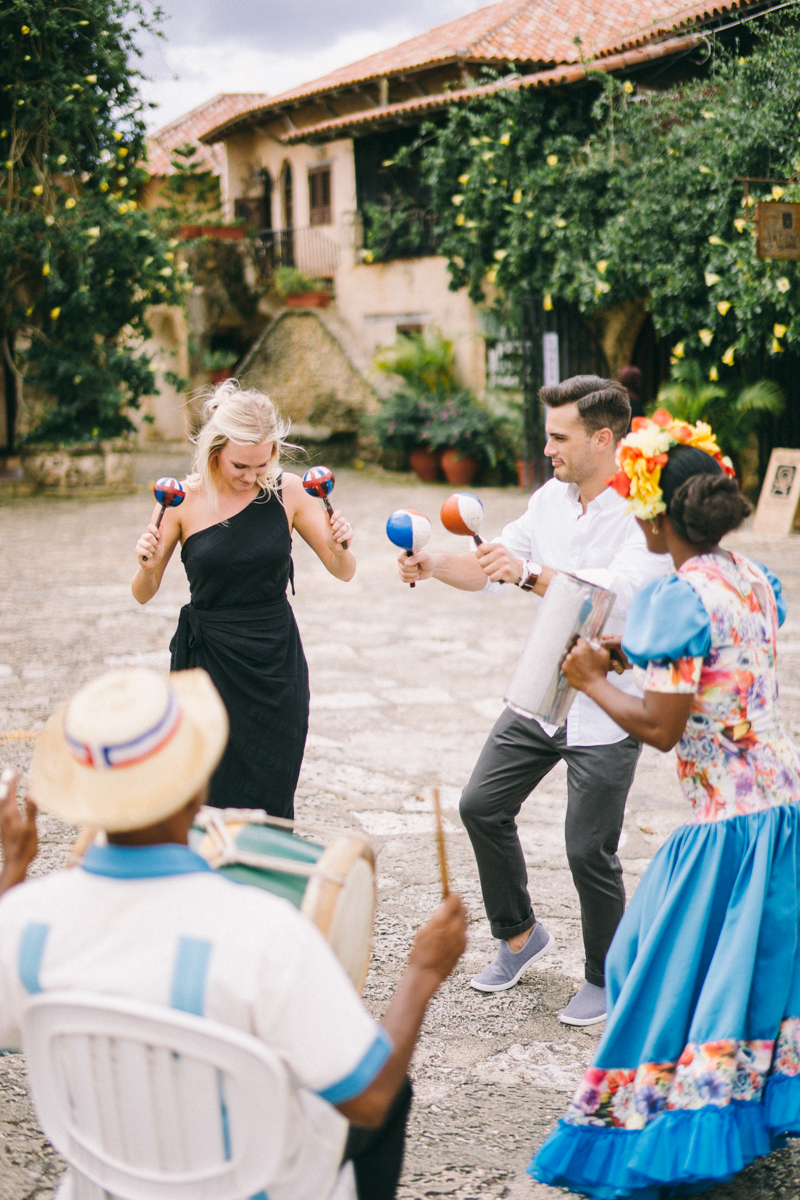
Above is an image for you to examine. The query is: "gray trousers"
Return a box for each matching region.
[459,707,642,987]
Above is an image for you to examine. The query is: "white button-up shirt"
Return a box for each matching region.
[492,479,670,746]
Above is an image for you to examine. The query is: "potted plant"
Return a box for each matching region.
[272,267,332,308]
[202,348,238,384]
[369,388,444,477]
[423,393,501,486]
[373,329,456,480]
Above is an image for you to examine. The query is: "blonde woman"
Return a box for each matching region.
[132,382,355,817]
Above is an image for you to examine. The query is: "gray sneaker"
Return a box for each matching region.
[559,981,607,1026]
[470,922,554,993]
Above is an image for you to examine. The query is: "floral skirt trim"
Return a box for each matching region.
[528,1019,800,1199]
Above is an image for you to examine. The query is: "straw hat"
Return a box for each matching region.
[29,668,228,832]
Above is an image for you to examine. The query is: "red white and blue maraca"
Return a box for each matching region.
[303,465,348,550]
[440,492,485,544]
[153,477,185,528]
[140,477,185,564]
[386,508,432,589]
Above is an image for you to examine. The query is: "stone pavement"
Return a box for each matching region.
[1,461,800,1199]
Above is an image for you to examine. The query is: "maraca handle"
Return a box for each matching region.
[154,505,168,530]
[406,548,416,588]
[323,496,348,551]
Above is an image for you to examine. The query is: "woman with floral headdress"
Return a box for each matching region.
[530,411,800,1197]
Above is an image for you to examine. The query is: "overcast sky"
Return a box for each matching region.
[139,0,491,130]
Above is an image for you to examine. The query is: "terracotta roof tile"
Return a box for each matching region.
[146,93,271,176]
[200,0,759,144]
[279,33,701,143]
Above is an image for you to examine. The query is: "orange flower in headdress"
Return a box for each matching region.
[605,411,735,520]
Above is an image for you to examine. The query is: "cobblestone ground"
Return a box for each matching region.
[2,459,800,1199]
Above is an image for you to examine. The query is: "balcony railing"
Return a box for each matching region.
[255,226,340,281]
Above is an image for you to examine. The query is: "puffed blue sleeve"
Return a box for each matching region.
[621,575,711,668]
[756,562,787,627]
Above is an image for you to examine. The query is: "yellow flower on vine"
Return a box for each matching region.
[722,346,735,366]
[776,278,791,293]
[705,272,720,286]
[709,366,719,380]
[672,342,685,358]
[543,293,553,311]
[698,329,713,346]
[717,301,731,315]
[771,337,784,353]
[546,154,558,166]
[774,323,787,338]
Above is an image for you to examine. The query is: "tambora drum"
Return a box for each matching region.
[504,571,616,727]
[190,808,375,992]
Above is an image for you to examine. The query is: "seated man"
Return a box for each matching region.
[0,667,467,1200]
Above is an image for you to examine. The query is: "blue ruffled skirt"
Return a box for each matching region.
[530,801,800,1198]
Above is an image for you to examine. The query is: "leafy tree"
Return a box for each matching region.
[411,20,800,388]
[0,0,185,444]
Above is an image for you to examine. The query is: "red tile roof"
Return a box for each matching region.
[200,0,758,144]
[280,33,700,144]
[146,93,271,176]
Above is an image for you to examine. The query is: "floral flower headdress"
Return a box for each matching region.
[607,410,735,521]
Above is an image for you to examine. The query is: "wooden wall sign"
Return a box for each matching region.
[753,448,800,534]
[756,202,800,260]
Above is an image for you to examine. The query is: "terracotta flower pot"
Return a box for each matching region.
[441,449,479,486]
[409,446,440,482]
[284,291,332,308]
[516,458,536,488]
[208,368,234,384]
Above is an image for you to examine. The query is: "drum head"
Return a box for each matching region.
[301,838,375,992]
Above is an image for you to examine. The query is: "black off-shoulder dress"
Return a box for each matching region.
[169,479,309,817]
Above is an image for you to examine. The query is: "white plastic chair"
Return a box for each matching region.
[22,990,355,1200]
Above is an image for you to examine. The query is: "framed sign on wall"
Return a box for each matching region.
[753,448,800,535]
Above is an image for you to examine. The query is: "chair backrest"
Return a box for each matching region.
[22,991,289,1200]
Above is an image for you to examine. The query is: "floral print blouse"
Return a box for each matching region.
[622,551,800,824]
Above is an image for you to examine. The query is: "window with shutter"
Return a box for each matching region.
[308,167,331,226]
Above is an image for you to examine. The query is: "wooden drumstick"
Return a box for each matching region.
[432,786,450,899]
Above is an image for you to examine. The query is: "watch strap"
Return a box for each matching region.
[517,560,541,591]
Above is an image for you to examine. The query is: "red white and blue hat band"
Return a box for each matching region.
[65,690,183,771]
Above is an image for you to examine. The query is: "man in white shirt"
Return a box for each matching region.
[0,667,467,1200]
[398,376,668,1027]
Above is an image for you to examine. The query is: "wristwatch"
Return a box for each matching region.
[517,560,542,591]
